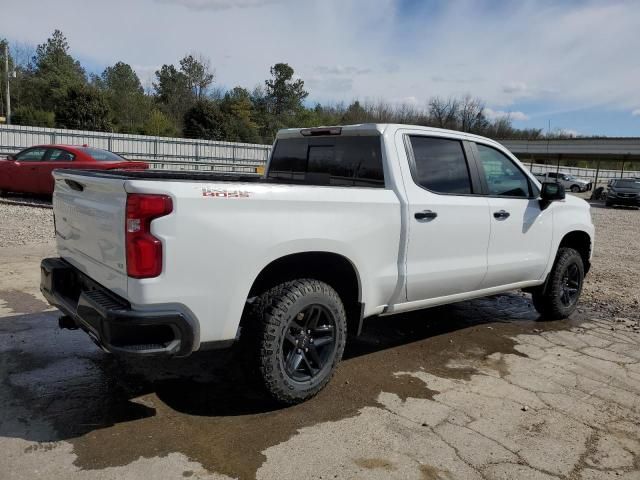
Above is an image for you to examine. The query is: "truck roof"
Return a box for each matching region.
[275,124,508,149]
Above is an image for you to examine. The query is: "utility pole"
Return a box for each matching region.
[4,43,10,125]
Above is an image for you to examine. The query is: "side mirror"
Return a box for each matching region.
[6,154,15,160]
[540,182,565,205]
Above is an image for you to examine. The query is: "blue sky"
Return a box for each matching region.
[3,0,640,136]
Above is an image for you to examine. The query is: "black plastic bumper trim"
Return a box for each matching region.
[40,257,196,357]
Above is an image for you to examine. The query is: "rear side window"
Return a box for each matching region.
[268,136,385,187]
[47,148,75,161]
[408,136,472,194]
[81,148,125,161]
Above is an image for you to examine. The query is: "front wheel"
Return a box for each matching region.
[242,279,347,404]
[570,185,581,193]
[532,248,585,319]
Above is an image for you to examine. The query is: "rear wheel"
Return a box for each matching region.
[532,248,584,319]
[242,279,347,404]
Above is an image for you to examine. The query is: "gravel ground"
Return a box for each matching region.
[0,201,55,247]
[582,204,640,318]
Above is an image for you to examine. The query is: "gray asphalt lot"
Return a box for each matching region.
[0,198,639,480]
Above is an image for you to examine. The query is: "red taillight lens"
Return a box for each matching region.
[125,194,173,278]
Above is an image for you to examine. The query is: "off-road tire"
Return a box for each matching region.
[242,279,347,404]
[532,247,584,319]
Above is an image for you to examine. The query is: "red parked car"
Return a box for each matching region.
[0,145,149,196]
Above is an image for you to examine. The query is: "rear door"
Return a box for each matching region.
[400,131,491,301]
[472,142,553,287]
[53,172,129,297]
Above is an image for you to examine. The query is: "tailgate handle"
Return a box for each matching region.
[65,179,85,192]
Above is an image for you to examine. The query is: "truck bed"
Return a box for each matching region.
[57,169,267,183]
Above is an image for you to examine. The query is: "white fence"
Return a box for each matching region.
[0,124,271,174]
[526,163,640,182]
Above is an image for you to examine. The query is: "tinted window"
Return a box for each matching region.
[612,179,640,189]
[476,144,531,197]
[409,136,471,194]
[268,136,384,187]
[15,148,47,162]
[47,148,75,161]
[81,148,125,161]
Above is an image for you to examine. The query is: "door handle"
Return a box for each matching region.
[65,179,85,192]
[493,210,510,219]
[415,210,438,220]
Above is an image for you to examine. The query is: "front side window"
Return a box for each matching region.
[476,144,531,198]
[15,148,47,162]
[268,136,384,187]
[408,136,472,194]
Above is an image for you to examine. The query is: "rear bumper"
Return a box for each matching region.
[40,257,195,357]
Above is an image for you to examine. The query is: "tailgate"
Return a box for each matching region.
[53,171,128,297]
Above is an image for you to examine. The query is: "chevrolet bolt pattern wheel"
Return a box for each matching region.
[243,279,347,404]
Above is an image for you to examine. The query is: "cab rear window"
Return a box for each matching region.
[268,136,385,187]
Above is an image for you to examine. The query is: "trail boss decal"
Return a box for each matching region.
[202,187,251,198]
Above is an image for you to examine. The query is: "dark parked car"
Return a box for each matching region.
[605,178,640,207]
[0,145,148,196]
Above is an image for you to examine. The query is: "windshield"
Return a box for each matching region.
[81,148,126,161]
[612,179,640,189]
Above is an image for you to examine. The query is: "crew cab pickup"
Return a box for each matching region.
[41,124,594,404]
[534,171,592,193]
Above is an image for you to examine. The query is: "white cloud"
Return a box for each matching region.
[559,129,579,137]
[632,109,640,117]
[2,0,640,115]
[484,108,530,122]
[502,82,528,95]
[154,0,283,10]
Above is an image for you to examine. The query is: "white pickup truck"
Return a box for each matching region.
[41,124,594,404]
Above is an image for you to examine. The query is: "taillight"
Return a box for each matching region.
[125,194,173,278]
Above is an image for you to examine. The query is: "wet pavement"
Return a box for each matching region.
[1,244,640,479]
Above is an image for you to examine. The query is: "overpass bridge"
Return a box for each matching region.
[500,137,640,184]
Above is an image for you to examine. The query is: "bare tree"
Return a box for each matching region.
[458,94,488,133]
[428,97,459,129]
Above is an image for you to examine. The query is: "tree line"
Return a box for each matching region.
[1,30,560,144]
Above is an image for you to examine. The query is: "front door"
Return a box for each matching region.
[11,147,48,193]
[472,142,553,288]
[401,133,491,301]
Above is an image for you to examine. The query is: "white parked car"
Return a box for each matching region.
[534,171,592,192]
[41,124,594,404]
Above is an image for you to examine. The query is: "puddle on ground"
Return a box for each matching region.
[0,289,49,314]
[0,294,576,480]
